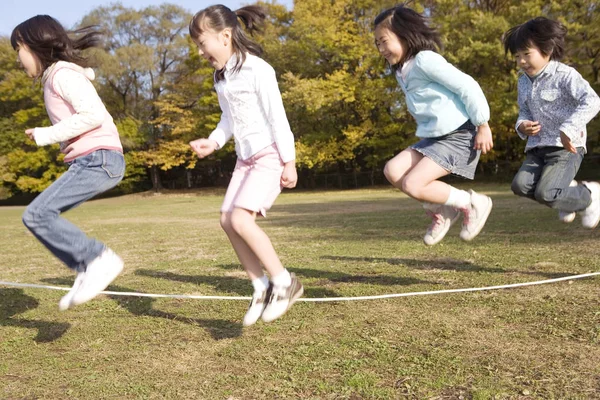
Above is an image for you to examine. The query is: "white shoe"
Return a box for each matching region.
[423,204,460,246]
[261,274,303,323]
[58,271,86,311]
[243,287,271,327]
[581,181,600,229]
[558,180,578,223]
[459,190,493,241]
[71,248,123,307]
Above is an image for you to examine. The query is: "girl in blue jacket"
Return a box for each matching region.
[374,5,494,245]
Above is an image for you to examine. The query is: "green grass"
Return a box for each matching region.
[1,184,599,399]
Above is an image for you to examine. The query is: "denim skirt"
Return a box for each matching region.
[410,120,480,179]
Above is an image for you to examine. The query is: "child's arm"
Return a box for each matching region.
[190,114,233,158]
[254,64,295,164]
[416,52,489,128]
[31,68,106,146]
[515,78,540,139]
[559,69,600,143]
[255,64,297,188]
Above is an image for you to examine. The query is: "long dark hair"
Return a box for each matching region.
[502,17,567,60]
[189,5,265,81]
[374,4,442,71]
[11,15,102,79]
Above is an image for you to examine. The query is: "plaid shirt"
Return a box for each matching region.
[516,61,600,152]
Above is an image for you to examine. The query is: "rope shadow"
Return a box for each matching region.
[0,288,70,343]
[41,278,242,341]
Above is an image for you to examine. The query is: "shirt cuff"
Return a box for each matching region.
[33,127,54,146]
[208,129,228,150]
[559,124,579,141]
[515,120,527,140]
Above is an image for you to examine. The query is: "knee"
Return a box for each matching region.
[22,206,40,230]
[220,213,233,233]
[228,210,252,236]
[401,176,421,198]
[383,161,400,185]
[511,177,529,197]
[533,186,556,206]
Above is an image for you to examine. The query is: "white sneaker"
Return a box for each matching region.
[581,181,600,229]
[71,248,124,307]
[261,273,303,323]
[58,271,86,311]
[558,180,578,223]
[423,204,460,246]
[243,287,271,327]
[459,190,493,241]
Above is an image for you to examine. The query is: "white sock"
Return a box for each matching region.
[251,275,269,293]
[444,187,471,209]
[271,269,292,288]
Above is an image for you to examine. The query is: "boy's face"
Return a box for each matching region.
[195,27,233,71]
[514,45,551,77]
[374,26,405,66]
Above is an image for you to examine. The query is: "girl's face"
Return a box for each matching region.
[195,26,233,70]
[514,45,550,77]
[374,25,405,66]
[16,43,40,77]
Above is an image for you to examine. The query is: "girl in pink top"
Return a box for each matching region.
[12,15,125,311]
[189,5,303,326]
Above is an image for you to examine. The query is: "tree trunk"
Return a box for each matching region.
[150,165,163,192]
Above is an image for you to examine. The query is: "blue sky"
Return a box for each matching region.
[0,0,293,35]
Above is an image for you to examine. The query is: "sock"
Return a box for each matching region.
[444,187,471,209]
[251,275,269,293]
[271,269,292,288]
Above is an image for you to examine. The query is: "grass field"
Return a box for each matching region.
[1,184,599,399]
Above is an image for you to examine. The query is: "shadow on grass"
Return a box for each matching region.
[321,255,505,273]
[41,278,241,341]
[0,288,70,343]
[213,263,434,287]
[321,255,577,279]
[135,269,341,298]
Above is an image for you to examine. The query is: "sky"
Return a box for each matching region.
[0,0,294,36]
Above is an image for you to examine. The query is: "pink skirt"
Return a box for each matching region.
[221,144,284,216]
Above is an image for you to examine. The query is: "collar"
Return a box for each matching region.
[224,52,241,71]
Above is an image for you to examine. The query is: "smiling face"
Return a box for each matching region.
[514,45,551,77]
[16,43,40,78]
[194,26,233,71]
[374,25,406,66]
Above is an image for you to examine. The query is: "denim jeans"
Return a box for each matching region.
[511,146,591,212]
[22,150,125,272]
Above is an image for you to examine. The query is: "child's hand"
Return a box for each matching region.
[517,120,541,136]
[189,138,218,158]
[25,129,35,141]
[560,132,577,154]
[281,161,297,189]
[474,123,493,154]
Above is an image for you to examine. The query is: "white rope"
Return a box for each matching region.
[1,271,598,302]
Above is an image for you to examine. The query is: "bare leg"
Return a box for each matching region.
[385,149,452,204]
[220,208,285,279]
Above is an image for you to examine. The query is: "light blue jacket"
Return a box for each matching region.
[395,51,490,138]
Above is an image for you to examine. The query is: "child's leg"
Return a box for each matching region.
[222,207,302,324]
[22,150,124,271]
[511,149,543,200]
[22,150,125,309]
[534,148,588,212]
[383,148,424,189]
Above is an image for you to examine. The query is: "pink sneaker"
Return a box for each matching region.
[459,190,493,241]
[423,204,460,246]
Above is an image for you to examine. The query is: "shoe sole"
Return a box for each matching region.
[423,211,460,246]
[460,197,493,241]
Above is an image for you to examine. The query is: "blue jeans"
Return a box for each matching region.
[511,147,591,212]
[22,150,125,272]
